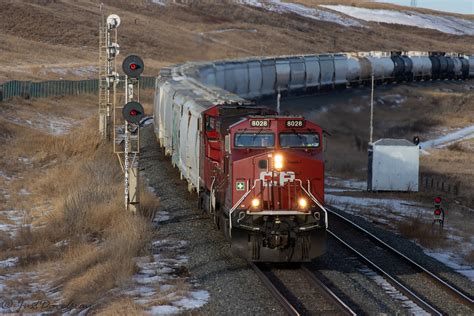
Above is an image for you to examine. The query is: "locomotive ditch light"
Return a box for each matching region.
[251,198,260,208]
[122,55,144,78]
[122,101,144,124]
[298,198,308,209]
[274,154,283,170]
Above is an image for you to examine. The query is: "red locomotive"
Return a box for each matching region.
[155,89,327,262]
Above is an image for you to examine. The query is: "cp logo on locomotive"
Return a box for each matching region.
[259,171,296,186]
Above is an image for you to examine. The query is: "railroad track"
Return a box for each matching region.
[327,207,474,315]
[249,262,357,315]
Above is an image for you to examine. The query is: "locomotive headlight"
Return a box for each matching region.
[274,154,283,170]
[298,198,308,209]
[251,198,260,208]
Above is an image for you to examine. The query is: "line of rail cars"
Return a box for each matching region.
[189,51,474,99]
[154,51,473,263]
[155,76,328,262]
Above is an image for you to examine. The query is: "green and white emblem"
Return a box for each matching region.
[236,181,245,191]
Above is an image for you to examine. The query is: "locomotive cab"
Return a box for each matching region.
[223,116,328,262]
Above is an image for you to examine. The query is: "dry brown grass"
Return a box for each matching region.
[0,0,473,81]
[0,94,160,308]
[395,216,448,248]
[97,298,145,316]
[465,250,474,265]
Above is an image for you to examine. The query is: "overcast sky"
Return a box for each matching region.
[376,0,474,14]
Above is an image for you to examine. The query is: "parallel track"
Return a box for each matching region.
[327,207,474,314]
[249,262,299,316]
[300,266,357,316]
[250,262,357,315]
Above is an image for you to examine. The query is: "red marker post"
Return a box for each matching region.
[432,196,445,229]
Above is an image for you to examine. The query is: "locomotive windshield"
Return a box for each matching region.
[280,133,320,148]
[234,133,275,148]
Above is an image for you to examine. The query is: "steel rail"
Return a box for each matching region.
[327,207,474,306]
[301,266,357,316]
[249,262,300,316]
[328,229,443,316]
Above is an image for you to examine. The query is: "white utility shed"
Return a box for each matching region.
[368,139,419,192]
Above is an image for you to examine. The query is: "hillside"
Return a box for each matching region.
[0,1,473,314]
[0,0,473,81]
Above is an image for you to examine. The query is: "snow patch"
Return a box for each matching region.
[121,239,209,315]
[131,172,209,315]
[424,250,474,282]
[151,0,167,5]
[377,94,407,107]
[359,267,429,315]
[40,66,98,78]
[420,125,474,149]
[0,257,19,269]
[207,28,258,34]
[6,112,76,136]
[241,0,363,27]
[321,5,474,35]
[326,176,474,283]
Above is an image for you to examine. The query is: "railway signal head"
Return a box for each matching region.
[434,196,442,207]
[106,14,121,29]
[122,55,144,78]
[122,101,144,124]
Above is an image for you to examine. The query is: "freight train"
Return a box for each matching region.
[188,51,474,98]
[154,51,474,262]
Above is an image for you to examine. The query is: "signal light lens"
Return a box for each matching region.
[274,154,283,170]
[251,198,260,208]
[434,209,441,216]
[434,197,442,204]
[298,198,308,209]
[130,109,138,116]
[130,63,137,70]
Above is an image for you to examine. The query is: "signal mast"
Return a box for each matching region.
[98,13,120,140]
[115,55,145,213]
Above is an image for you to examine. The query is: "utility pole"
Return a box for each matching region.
[411,0,417,7]
[369,74,375,144]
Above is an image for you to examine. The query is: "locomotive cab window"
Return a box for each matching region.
[234,133,275,148]
[205,116,216,132]
[279,133,320,148]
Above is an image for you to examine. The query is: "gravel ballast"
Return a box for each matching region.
[141,126,285,315]
[140,125,473,314]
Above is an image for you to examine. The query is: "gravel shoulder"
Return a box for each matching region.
[140,125,285,315]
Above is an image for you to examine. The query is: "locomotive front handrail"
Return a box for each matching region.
[228,179,256,237]
[296,179,329,229]
[228,177,328,237]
